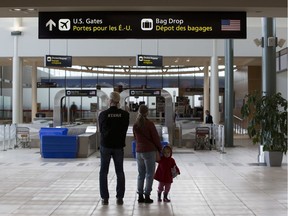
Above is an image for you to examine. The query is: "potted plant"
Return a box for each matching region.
[241,91,287,166]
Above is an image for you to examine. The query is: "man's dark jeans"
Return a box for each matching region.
[99,146,125,199]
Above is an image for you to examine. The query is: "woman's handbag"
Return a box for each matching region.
[171,165,180,178]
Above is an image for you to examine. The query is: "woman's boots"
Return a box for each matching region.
[138,194,145,203]
[144,194,153,203]
[158,192,162,202]
[138,194,153,203]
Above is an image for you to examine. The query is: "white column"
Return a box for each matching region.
[203,63,209,122]
[12,18,22,124]
[210,40,220,124]
[31,62,37,121]
[190,95,194,108]
[19,59,23,123]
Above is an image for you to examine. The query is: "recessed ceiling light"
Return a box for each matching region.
[9,8,37,13]
[9,8,22,12]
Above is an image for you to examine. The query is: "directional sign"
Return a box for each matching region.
[65,90,97,97]
[45,55,72,67]
[129,89,161,97]
[137,55,163,67]
[37,82,57,88]
[38,11,246,39]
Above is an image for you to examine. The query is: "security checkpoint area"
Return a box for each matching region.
[0,86,226,159]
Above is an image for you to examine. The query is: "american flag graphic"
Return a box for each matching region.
[221,19,241,31]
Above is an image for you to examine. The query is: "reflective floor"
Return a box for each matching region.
[0,138,287,216]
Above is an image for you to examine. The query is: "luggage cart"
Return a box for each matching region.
[15,127,30,148]
[194,127,211,150]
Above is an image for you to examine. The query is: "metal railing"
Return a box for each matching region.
[0,124,16,151]
[233,115,247,135]
[209,124,225,154]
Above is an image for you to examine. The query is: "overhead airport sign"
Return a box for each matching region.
[38,11,246,39]
[137,55,163,67]
[130,89,161,97]
[65,90,97,97]
[37,82,57,88]
[45,55,72,67]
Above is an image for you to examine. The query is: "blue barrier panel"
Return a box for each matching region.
[41,135,78,158]
[39,128,68,138]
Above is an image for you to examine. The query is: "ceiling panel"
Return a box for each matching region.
[0,1,281,70]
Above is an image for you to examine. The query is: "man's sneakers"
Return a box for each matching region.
[101,198,109,205]
[116,198,124,205]
[101,198,124,205]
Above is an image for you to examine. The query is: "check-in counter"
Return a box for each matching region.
[124,126,134,158]
[78,133,97,158]
[77,126,97,158]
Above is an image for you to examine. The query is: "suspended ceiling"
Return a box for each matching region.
[0,1,286,18]
[0,1,286,69]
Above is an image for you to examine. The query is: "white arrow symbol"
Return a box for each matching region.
[46,19,56,31]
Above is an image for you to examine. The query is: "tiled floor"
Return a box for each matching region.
[0,138,287,216]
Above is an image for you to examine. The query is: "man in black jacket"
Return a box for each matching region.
[98,91,129,205]
[205,110,213,124]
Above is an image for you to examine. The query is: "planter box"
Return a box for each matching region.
[264,151,283,167]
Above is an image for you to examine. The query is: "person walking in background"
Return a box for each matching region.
[154,145,180,202]
[205,109,214,146]
[205,110,213,124]
[69,102,78,123]
[133,104,162,204]
[98,91,130,205]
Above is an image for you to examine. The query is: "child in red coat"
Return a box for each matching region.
[154,145,180,202]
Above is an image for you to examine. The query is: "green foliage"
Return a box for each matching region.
[241,91,287,154]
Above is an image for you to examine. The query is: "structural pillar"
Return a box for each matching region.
[12,18,22,124]
[31,62,38,121]
[203,63,210,121]
[224,39,234,147]
[210,40,219,124]
[258,17,277,164]
[262,17,276,95]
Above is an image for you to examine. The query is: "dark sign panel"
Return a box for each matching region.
[45,55,72,67]
[39,11,246,39]
[137,55,163,67]
[65,90,97,97]
[129,89,161,96]
[37,82,57,88]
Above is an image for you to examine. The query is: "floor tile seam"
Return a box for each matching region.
[222,163,288,210]
[184,170,222,216]
[47,168,100,216]
[203,164,257,216]
[6,165,98,215]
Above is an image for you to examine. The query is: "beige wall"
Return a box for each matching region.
[234,66,261,117]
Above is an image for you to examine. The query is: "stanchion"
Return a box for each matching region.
[214,124,220,151]
[3,124,7,151]
[8,124,13,149]
[219,125,226,154]
[10,124,17,149]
